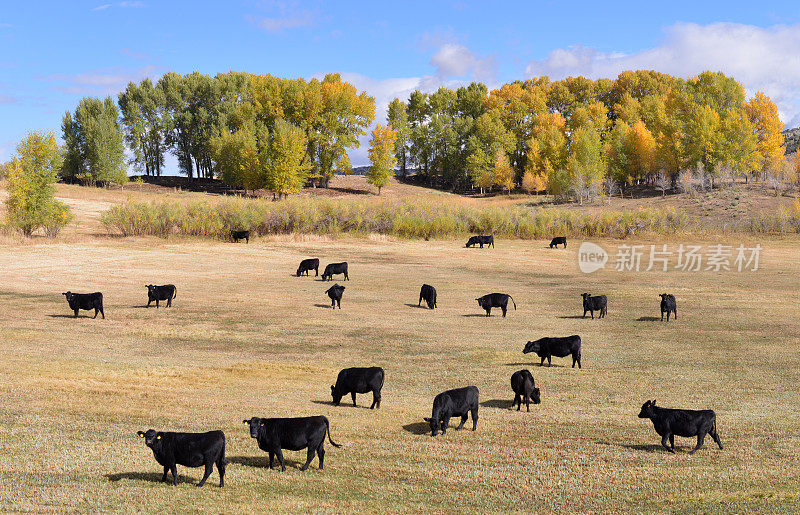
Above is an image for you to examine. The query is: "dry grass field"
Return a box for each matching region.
[2,231,800,512]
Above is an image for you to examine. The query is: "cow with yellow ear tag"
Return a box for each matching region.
[136,429,226,487]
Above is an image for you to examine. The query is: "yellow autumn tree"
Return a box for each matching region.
[521,170,545,195]
[366,124,397,195]
[627,121,656,183]
[494,149,515,194]
[745,92,785,172]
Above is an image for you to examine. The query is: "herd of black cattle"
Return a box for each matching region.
[59,234,716,488]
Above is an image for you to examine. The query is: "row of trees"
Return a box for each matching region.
[386,71,787,199]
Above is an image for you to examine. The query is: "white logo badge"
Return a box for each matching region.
[578,242,608,274]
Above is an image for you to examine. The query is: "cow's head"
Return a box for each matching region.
[331,385,343,405]
[62,292,74,301]
[581,293,590,301]
[145,285,155,292]
[476,297,486,308]
[638,400,656,418]
[137,429,162,447]
[296,267,303,277]
[523,340,542,354]
[532,387,541,404]
[423,417,443,436]
[659,293,668,300]
[243,417,263,438]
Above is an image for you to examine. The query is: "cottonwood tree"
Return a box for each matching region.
[118,78,167,176]
[62,97,127,185]
[387,99,410,176]
[366,124,397,195]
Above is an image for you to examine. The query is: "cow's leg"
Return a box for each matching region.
[419,295,422,307]
[74,309,79,318]
[156,299,159,308]
[471,408,479,430]
[100,306,104,319]
[540,356,545,366]
[547,355,552,367]
[456,414,467,430]
[501,306,507,317]
[688,433,707,455]
[147,299,152,307]
[591,310,595,319]
[351,391,357,407]
[673,309,677,320]
[171,464,179,485]
[572,354,577,368]
[300,447,316,471]
[661,434,675,453]
[216,455,225,487]
[525,395,530,412]
[576,353,581,369]
[276,448,286,471]
[331,299,335,308]
[669,434,675,450]
[93,308,99,319]
[344,272,349,281]
[485,308,491,317]
[583,309,587,318]
[161,465,169,482]
[371,390,380,409]
[268,451,274,469]
[661,311,664,321]
[197,460,213,487]
[317,443,325,469]
[513,393,520,410]
[167,297,172,308]
[711,428,723,449]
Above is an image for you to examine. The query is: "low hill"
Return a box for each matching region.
[785,127,800,154]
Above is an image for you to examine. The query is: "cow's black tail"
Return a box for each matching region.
[509,296,516,310]
[325,417,341,447]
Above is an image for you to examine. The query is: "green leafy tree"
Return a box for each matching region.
[62,96,127,185]
[568,126,606,203]
[5,132,71,236]
[367,124,397,195]
[387,99,410,176]
[118,78,167,176]
[266,120,310,198]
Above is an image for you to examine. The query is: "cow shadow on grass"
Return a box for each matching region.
[309,400,370,409]
[105,471,195,484]
[597,441,666,453]
[480,399,513,409]
[48,314,93,319]
[131,305,153,309]
[462,313,491,318]
[313,303,335,309]
[636,316,661,322]
[557,315,587,319]
[228,455,301,469]
[404,303,430,310]
[503,362,564,368]
[402,422,430,435]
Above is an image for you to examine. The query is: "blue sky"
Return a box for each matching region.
[1,1,800,169]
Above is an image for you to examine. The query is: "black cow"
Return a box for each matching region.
[322,262,349,281]
[297,258,320,277]
[243,416,340,471]
[424,386,479,436]
[549,236,567,248]
[510,369,541,411]
[326,284,345,309]
[581,292,607,319]
[419,284,437,309]
[146,284,176,308]
[331,367,385,409]
[136,429,226,487]
[231,230,250,243]
[465,235,494,248]
[476,293,516,317]
[660,293,677,321]
[62,291,104,319]
[638,400,723,454]
[523,335,582,368]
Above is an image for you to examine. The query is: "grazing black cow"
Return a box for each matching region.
[296,258,320,277]
[136,429,226,487]
[322,262,349,281]
[465,235,494,248]
[62,291,104,319]
[231,230,250,243]
[510,369,541,412]
[424,386,479,436]
[523,335,582,368]
[660,293,677,321]
[549,236,567,248]
[243,416,340,471]
[476,293,516,317]
[331,367,384,409]
[325,284,345,309]
[419,284,437,309]
[581,292,607,319]
[638,400,723,454]
[146,284,176,308]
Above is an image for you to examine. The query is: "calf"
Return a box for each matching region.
[659,293,677,321]
[62,291,104,319]
[136,429,225,487]
[331,367,384,408]
[243,416,340,471]
[510,369,541,411]
[322,262,349,281]
[638,400,723,454]
[476,293,516,317]
[581,292,607,319]
[231,230,250,243]
[523,335,582,368]
[297,258,320,277]
[465,235,494,248]
[146,284,176,308]
[419,284,437,309]
[549,236,567,248]
[326,284,345,309]
[424,386,479,436]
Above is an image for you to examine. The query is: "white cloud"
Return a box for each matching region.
[119,1,145,7]
[91,4,112,10]
[39,65,162,96]
[525,22,800,128]
[430,43,497,84]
